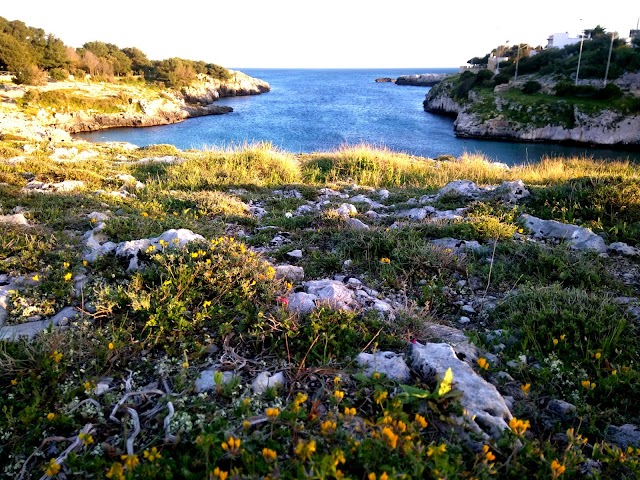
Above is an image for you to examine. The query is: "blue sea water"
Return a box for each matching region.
[75,68,640,165]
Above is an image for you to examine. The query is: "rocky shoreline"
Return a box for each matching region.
[375,73,450,86]
[423,75,640,148]
[0,69,269,141]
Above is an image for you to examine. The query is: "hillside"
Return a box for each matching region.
[424,27,640,147]
[1,133,640,478]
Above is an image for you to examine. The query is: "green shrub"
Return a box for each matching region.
[493,73,510,85]
[98,238,283,350]
[49,67,69,81]
[521,80,541,94]
[493,285,639,423]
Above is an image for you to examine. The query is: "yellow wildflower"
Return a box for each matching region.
[509,417,530,436]
[482,444,496,462]
[333,449,346,466]
[581,379,591,389]
[46,412,56,421]
[333,390,345,402]
[121,454,139,470]
[143,446,162,462]
[203,300,212,308]
[211,467,229,480]
[50,350,63,363]
[295,392,308,404]
[79,432,94,446]
[373,390,388,405]
[64,272,73,281]
[265,407,280,421]
[108,342,115,350]
[84,381,93,391]
[262,447,277,462]
[427,443,447,457]
[380,257,391,264]
[595,352,602,360]
[344,407,356,417]
[11,378,18,385]
[295,439,316,462]
[191,252,199,258]
[321,419,337,435]
[381,427,398,449]
[32,274,39,282]
[142,212,149,217]
[414,414,428,429]
[372,372,381,380]
[553,338,559,346]
[551,459,566,478]
[105,462,124,480]
[477,357,489,370]
[221,436,241,455]
[520,383,531,395]
[334,375,342,386]
[44,458,61,476]
[560,334,566,341]
[63,262,70,269]
[242,420,251,430]
[83,260,88,267]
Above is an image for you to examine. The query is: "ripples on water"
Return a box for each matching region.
[75,68,640,166]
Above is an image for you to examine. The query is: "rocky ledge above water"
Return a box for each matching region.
[0,69,270,140]
[375,73,450,86]
[423,75,640,148]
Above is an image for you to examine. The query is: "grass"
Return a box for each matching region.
[1,140,640,479]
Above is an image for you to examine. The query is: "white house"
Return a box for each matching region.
[547,33,582,49]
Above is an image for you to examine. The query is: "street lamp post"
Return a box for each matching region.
[575,21,585,86]
[604,31,615,86]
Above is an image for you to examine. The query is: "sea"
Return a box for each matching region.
[74,68,640,166]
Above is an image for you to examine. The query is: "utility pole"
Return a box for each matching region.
[575,20,585,86]
[496,40,508,75]
[604,31,615,86]
[514,43,522,81]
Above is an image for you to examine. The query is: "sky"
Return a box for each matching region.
[2,0,638,68]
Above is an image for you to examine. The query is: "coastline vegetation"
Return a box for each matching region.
[1,140,640,478]
[0,16,229,87]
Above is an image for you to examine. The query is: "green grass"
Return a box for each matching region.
[2,140,640,479]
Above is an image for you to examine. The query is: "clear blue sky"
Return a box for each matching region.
[2,0,637,68]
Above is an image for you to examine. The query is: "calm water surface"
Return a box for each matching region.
[75,69,640,166]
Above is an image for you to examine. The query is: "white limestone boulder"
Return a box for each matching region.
[356,351,411,382]
[520,214,607,252]
[411,342,512,439]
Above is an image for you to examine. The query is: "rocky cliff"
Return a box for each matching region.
[0,70,270,139]
[424,78,640,148]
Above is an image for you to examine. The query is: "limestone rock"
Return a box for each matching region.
[334,203,357,217]
[437,180,481,199]
[0,306,79,341]
[252,371,286,395]
[396,207,429,221]
[287,292,317,314]
[287,249,303,259]
[345,217,370,230]
[546,399,577,421]
[411,343,512,439]
[605,424,640,449]
[304,280,356,310]
[275,265,305,283]
[0,213,29,226]
[608,242,640,257]
[195,370,239,393]
[520,214,607,252]
[491,180,530,203]
[356,351,411,382]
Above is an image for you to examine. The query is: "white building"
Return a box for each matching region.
[547,32,582,49]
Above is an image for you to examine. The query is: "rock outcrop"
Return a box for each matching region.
[424,77,640,147]
[395,73,451,86]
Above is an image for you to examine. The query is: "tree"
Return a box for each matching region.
[122,47,152,73]
[467,54,489,66]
